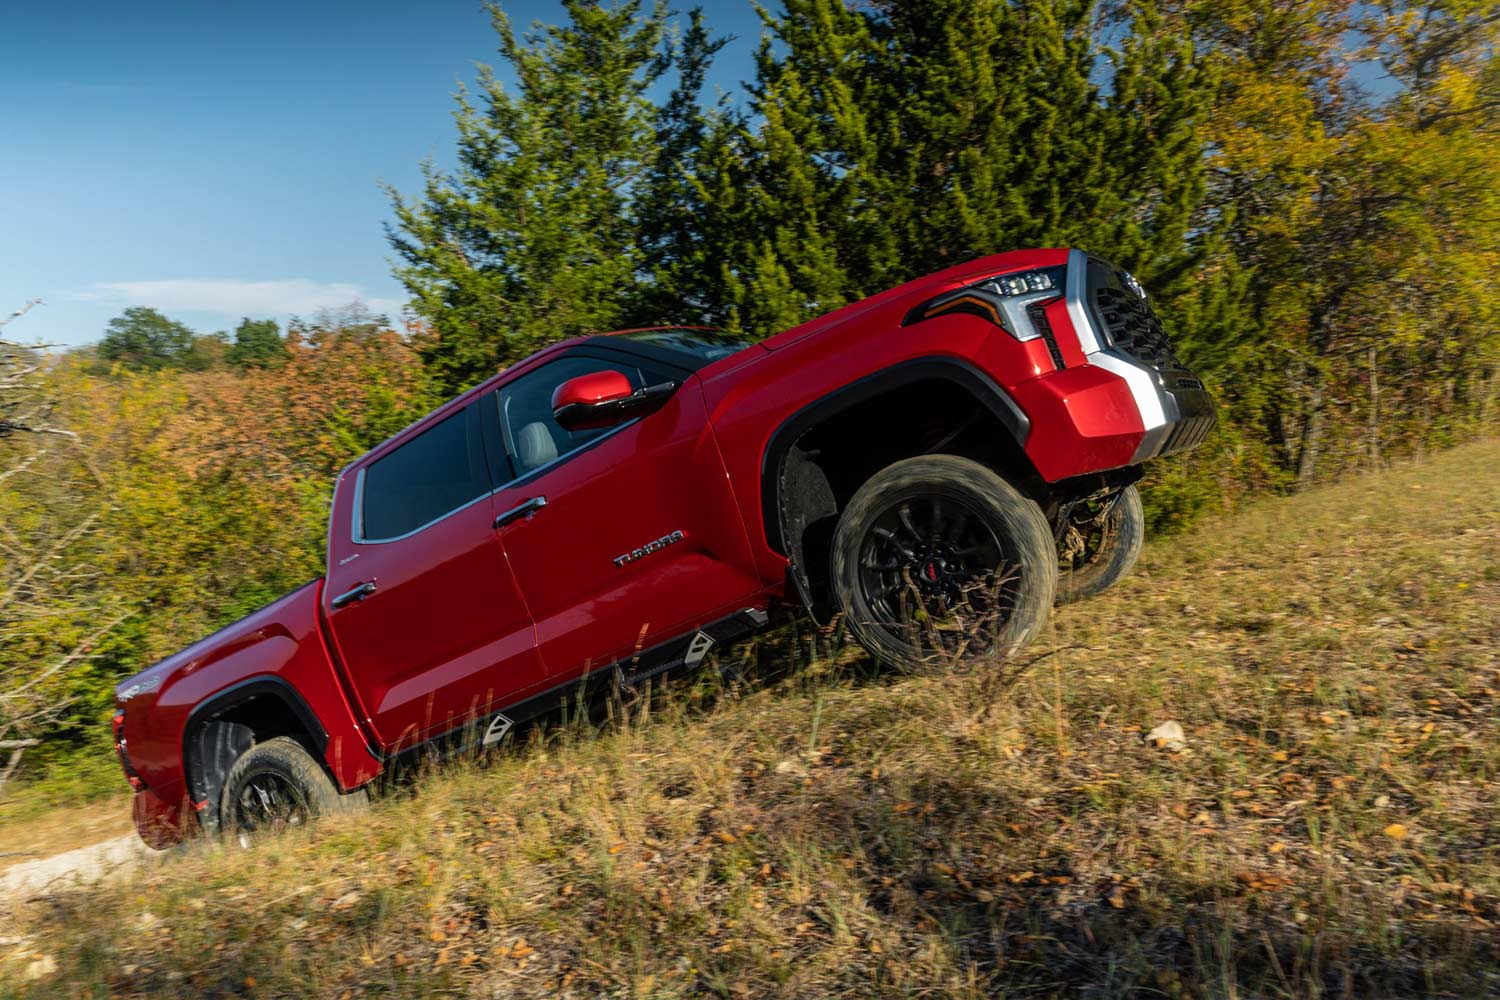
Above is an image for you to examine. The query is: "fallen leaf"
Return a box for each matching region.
[1384,823,1408,840]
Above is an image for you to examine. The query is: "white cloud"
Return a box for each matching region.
[94,278,404,319]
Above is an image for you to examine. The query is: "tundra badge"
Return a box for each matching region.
[613,529,685,567]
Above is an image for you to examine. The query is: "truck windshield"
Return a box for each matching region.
[611,327,755,367]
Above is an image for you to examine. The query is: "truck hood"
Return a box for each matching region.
[756,249,1072,354]
[113,579,325,707]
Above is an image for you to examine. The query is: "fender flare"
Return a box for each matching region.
[181,676,330,827]
[758,356,1032,557]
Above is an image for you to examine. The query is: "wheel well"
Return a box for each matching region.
[769,375,1046,620]
[183,681,330,834]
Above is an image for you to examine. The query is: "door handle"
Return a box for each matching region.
[331,580,377,609]
[494,495,547,529]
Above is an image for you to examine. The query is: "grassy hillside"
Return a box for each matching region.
[5,440,1500,998]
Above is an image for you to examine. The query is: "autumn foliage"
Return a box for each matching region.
[0,311,434,790]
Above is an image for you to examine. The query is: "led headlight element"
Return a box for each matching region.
[906,266,1067,347]
[990,270,1057,296]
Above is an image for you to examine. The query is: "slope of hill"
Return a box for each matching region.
[5,440,1500,998]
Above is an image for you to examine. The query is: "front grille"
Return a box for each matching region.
[1087,259,1182,372]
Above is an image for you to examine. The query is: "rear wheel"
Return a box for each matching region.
[830,455,1056,669]
[219,736,362,847]
[1056,485,1144,604]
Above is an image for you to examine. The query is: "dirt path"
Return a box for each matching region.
[0,834,151,899]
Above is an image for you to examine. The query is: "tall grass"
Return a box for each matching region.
[4,439,1500,997]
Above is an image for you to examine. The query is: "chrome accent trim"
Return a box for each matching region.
[493,495,547,530]
[995,289,1060,342]
[351,467,492,546]
[1064,249,1171,463]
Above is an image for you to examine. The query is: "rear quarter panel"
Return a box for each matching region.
[118,581,382,816]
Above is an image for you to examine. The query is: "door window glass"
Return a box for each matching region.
[495,355,671,478]
[360,406,489,540]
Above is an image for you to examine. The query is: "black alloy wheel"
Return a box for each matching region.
[831,454,1057,670]
[857,493,1012,652]
[219,736,363,846]
[231,768,312,838]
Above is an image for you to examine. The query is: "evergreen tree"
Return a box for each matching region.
[699,0,1213,331]
[387,1,671,392]
[631,8,731,323]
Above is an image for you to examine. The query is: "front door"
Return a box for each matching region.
[487,349,764,683]
[323,401,546,750]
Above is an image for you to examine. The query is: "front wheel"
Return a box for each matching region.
[1055,485,1145,604]
[830,455,1057,670]
[219,736,364,847]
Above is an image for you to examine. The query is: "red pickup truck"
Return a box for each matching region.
[112,249,1213,847]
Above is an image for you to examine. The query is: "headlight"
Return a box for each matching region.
[905,265,1067,345]
[989,269,1059,296]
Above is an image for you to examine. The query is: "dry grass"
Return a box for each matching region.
[4,438,1500,998]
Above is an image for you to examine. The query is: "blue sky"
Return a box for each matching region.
[0,1,765,347]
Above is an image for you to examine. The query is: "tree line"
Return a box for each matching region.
[389,0,1500,522]
[1,0,1496,795]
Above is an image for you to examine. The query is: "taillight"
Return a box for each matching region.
[112,708,145,791]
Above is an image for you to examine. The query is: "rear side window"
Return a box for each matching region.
[360,406,489,541]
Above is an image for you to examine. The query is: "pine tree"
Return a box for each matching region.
[631,8,731,324]
[698,0,1213,331]
[387,1,671,392]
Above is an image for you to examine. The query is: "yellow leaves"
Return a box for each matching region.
[1235,871,1289,893]
[494,939,534,960]
[1383,823,1409,841]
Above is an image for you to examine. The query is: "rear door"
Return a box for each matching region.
[487,347,764,683]
[323,401,546,750]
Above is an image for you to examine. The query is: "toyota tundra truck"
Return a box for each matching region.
[112,249,1214,847]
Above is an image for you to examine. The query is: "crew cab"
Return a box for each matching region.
[112,249,1214,846]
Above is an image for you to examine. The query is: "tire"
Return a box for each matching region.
[219,736,364,846]
[1056,485,1144,604]
[830,454,1057,669]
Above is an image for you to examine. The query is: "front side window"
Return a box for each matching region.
[495,355,672,478]
[360,406,489,541]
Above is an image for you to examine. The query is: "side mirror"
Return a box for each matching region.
[551,371,679,432]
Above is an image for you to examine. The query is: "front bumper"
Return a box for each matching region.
[1062,249,1216,463]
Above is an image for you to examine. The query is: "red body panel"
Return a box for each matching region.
[113,581,383,843]
[490,377,764,683]
[321,485,546,749]
[115,247,1209,848]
